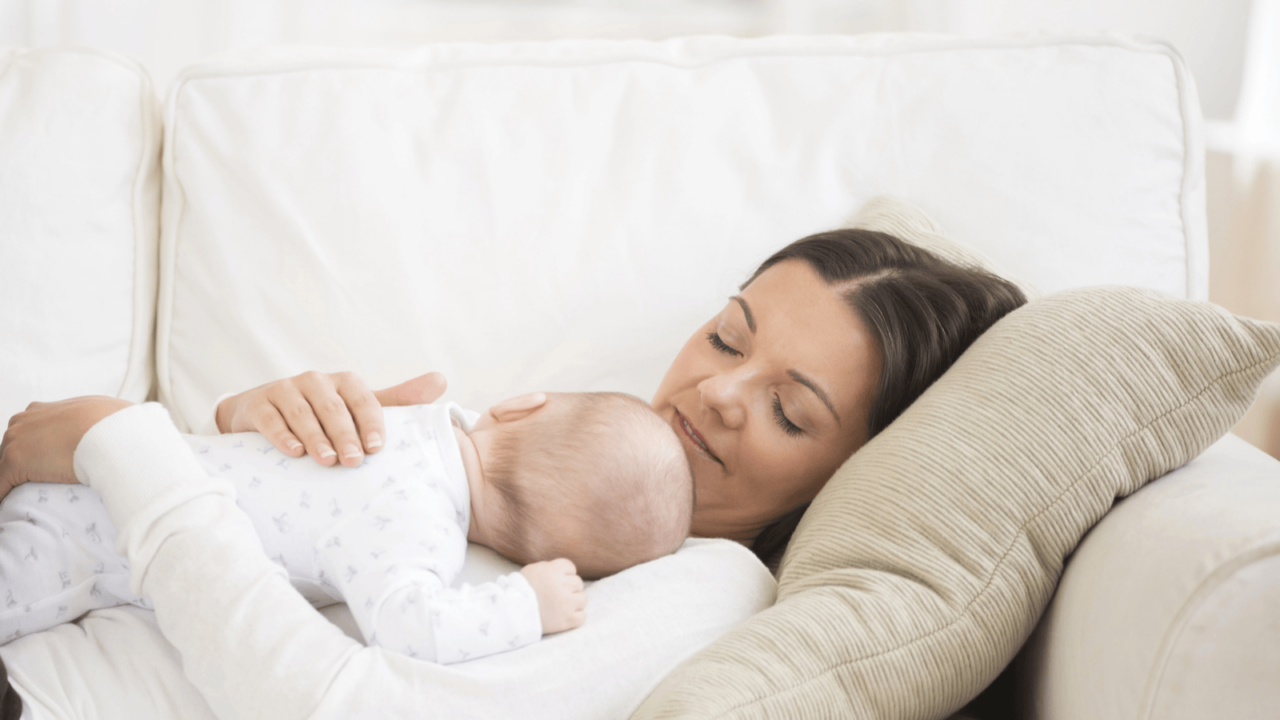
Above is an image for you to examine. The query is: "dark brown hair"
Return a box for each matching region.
[745,228,1027,566]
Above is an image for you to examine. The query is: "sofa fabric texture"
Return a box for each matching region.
[0,48,160,427]
[632,288,1280,719]
[2,35,1278,720]
[157,35,1204,434]
[1019,433,1280,719]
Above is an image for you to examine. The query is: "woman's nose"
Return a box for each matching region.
[698,367,748,429]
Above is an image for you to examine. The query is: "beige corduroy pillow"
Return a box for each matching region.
[632,286,1280,720]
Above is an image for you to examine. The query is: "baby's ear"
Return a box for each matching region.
[488,392,548,423]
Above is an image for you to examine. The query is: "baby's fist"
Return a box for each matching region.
[520,558,586,635]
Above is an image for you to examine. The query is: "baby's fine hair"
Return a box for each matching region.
[484,392,693,579]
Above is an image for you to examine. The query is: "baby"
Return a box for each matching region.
[0,391,693,663]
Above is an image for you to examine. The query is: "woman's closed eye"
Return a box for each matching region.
[708,330,804,436]
[772,396,802,436]
[706,331,742,357]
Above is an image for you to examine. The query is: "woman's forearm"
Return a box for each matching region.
[74,404,367,719]
[65,404,777,720]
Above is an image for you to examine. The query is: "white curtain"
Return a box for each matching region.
[1236,0,1280,163]
[1211,0,1280,458]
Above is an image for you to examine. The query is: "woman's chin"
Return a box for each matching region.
[689,511,757,544]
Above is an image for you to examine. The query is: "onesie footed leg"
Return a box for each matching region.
[0,483,142,645]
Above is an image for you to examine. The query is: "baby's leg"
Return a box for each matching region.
[0,483,148,645]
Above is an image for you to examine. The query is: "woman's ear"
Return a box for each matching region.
[487,392,548,423]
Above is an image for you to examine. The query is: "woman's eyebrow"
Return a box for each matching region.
[732,295,840,425]
[730,296,756,333]
[788,369,841,426]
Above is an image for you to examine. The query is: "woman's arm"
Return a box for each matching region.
[2,398,777,720]
[4,399,394,717]
[72,403,370,718]
[214,371,447,468]
[0,397,131,501]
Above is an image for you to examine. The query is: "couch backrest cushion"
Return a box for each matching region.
[157,34,1205,431]
[0,47,161,426]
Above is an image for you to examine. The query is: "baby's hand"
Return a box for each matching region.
[520,559,586,635]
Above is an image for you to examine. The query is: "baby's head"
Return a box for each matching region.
[473,392,693,579]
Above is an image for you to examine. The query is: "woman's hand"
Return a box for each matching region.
[215,371,447,467]
[0,396,133,501]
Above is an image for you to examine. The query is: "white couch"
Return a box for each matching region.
[1,34,1278,719]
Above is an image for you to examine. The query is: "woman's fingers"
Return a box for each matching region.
[270,391,337,465]
[0,416,17,498]
[222,370,446,467]
[373,372,447,409]
[278,372,363,467]
[327,372,384,456]
[244,402,305,458]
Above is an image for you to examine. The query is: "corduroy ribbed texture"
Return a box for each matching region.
[631,287,1280,720]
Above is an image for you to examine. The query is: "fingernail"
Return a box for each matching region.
[366,432,382,449]
[286,440,303,452]
[342,444,362,459]
[317,444,337,459]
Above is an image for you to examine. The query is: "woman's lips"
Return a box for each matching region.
[674,410,722,465]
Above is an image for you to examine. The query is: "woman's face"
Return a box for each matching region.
[651,260,882,541]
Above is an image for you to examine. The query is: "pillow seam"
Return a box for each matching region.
[716,350,1279,719]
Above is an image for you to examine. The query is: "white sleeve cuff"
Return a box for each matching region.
[197,391,237,436]
[72,402,208,530]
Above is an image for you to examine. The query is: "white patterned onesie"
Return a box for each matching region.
[0,403,542,663]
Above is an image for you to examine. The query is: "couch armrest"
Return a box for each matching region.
[1017,434,1280,719]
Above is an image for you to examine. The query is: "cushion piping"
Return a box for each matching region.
[719,351,1280,718]
[155,34,1203,430]
[1140,541,1280,719]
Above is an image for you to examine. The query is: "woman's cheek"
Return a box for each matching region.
[742,429,783,481]
[665,327,715,393]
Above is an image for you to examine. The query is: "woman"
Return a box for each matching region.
[0,229,1024,719]
[210,229,1026,564]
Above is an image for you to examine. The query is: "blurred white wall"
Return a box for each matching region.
[1,0,773,91]
[3,0,1277,456]
[0,0,1254,116]
[905,0,1253,120]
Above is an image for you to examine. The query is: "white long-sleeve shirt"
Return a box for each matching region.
[185,402,542,663]
[36,402,774,720]
[1,404,540,665]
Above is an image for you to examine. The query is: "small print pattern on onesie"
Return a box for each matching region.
[0,403,541,663]
[0,483,149,644]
